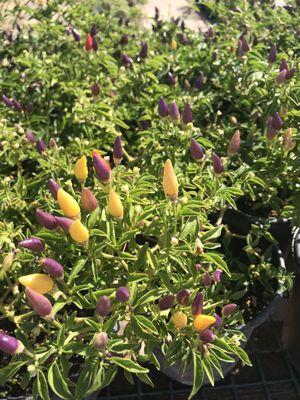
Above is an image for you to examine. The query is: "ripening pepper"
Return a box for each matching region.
[85,33,93,51]
[182,103,193,126]
[212,153,224,174]
[25,287,54,321]
[190,139,205,161]
[222,303,237,316]
[41,258,64,279]
[48,179,60,200]
[36,208,57,230]
[19,237,45,252]
[158,97,169,118]
[69,219,89,244]
[0,332,24,355]
[107,189,123,219]
[200,329,215,343]
[19,273,54,294]
[158,294,175,310]
[95,295,111,317]
[113,136,123,166]
[116,287,130,302]
[93,332,108,350]
[268,43,277,64]
[74,155,88,183]
[36,138,46,154]
[93,154,111,183]
[163,159,178,198]
[26,129,35,144]
[191,292,203,316]
[169,101,180,123]
[55,216,73,232]
[228,130,241,156]
[176,289,190,305]
[172,311,187,329]
[81,188,99,212]
[193,314,216,332]
[57,188,80,219]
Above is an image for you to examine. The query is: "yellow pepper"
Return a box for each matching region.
[57,188,80,219]
[172,311,187,329]
[193,315,216,332]
[171,39,177,51]
[69,219,89,244]
[107,189,123,219]
[19,274,54,294]
[163,159,178,198]
[74,155,88,183]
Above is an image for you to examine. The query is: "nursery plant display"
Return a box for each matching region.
[0,0,298,398]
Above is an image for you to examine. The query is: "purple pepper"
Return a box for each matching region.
[121,54,133,67]
[213,269,222,283]
[93,332,108,349]
[241,36,250,52]
[212,153,224,174]
[25,287,54,321]
[158,294,175,310]
[91,82,100,96]
[36,138,46,154]
[139,41,148,59]
[139,120,151,131]
[48,179,60,200]
[191,292,203,316]
[113,136,123,161]
[190,139,205,161]
[116,287,130,302]
[286,68,296,80]
[276,70,287,84]
[120,34,128,46]
[92,37,98,51]
[93,155,110,182]
[213,313,223,328]
[90,24,97,37]
[266,117,277,140]
[95,295,111,317]
[203,271,212,286]
[194,74,204,90]
[279,59,288,72]
[36,208,58,230]
[19,237,45,252]
[41,258,64,279]
[182,103,193,126]
[176,289,190,305]
[169,100,180,123]
[72,28,81,42]
[26,129,35,144]
[81,188,99,212]
[236,40,244,58]
[222,303,237,316]
[2,95,13,108]
[167,72,176,86]
[12,98,22,112]
[200,329,215,343]
[0,332,23,355]
[268,44,277,64]
[55,216,73,232]
[158,97,169,118]
[272,112,283,131]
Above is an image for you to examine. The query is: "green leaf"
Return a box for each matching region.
[67,258,87,284]
[130,315,159,341]
[0,361,26,385]
[202,253,231,276]
[110,357,149,374]
[134,288,164,307]
[48,361,73,399]
[201,225,223,241]
[37,370,50,400]
[202,356,215,386]
[136,372,154,387]
[231,345,252,366]
[57,324,65,347]
[189,352,204,399]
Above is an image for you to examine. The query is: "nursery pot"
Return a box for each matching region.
[222,208,292,260]
[292,227,300,274]
[0,390,99,400]
[154,244,286,386]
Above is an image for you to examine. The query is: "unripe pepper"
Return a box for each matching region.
[48,179,60,200]
[81,188,99,212]
[213,269,222,283]
[92,37,98,51]
[74,155,88,183]
[158,294,175,310]
[158,97,169,118]
[279,59,288,71]
[169,101,180,123]
[167,72,176,86]
[120,34,128,45]
[212,153,224,174]
[116,287,130,302]
[107,189,123,219]
[200,329,215,343]
[182,103,193,126]
[12,98,22,112]
[41,258,64,279]
[93,332,108,350]
[139,41,148,59]
[228,130,240,156]
[85,33,93,51]
[36,208,57,230]
[113,136,123,166]
[91,82,100,96]
[25,287,54,321]
[69,219,89,244]
[190,139,205,161]
[241,36,250,52]
[176,289,190,305]
[19,237,45,252]
[222,303,237,316]
[191,292,203,316]
[121,54,133,67]
[95,295,111,317]
[26,129,35,144]
[57,188,80,219]
[203,271,211,286]
[19,273,54,294]
[36,138,46,154]
[2,95,13,108]
[163,159,178,198]
[268,44,277,64]
[236,40,244,58]
[286,68,295,80]
[266,117,277,140]
[90,24,97,37]
[193,314,216,331]
[0,332,24,355]
[93,154,111,183]
[272,112,283,131]
[55,216,73,232]
[194,74,204,90]
[172,311,187,329]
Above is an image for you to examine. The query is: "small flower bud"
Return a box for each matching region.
[222,303,237,316]
[195,263,202,272]
[2,95,13,108]
[266,117,277,140]
[116,287,130,302]
[276,69,287,84]
[95,296,111,317]
[241,36,250,52]
[120,34,128,46]
[176,289,190,305]
[25,287,54,321]
[191,292,203,316]
[286,68,295,80]
[90,24,97,37]
[93,332,108,350]
[121,54,133,67]
[36,208,57,230]
[49,138,58,149]
[158,294,175,310]
[19,237,45,252]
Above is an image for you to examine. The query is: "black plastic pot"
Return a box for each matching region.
[0,392,99,400]
[292,227,300,273]
[154,244,285,385]
[222,208,292,259]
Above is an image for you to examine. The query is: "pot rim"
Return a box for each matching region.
[292,227,300,269]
